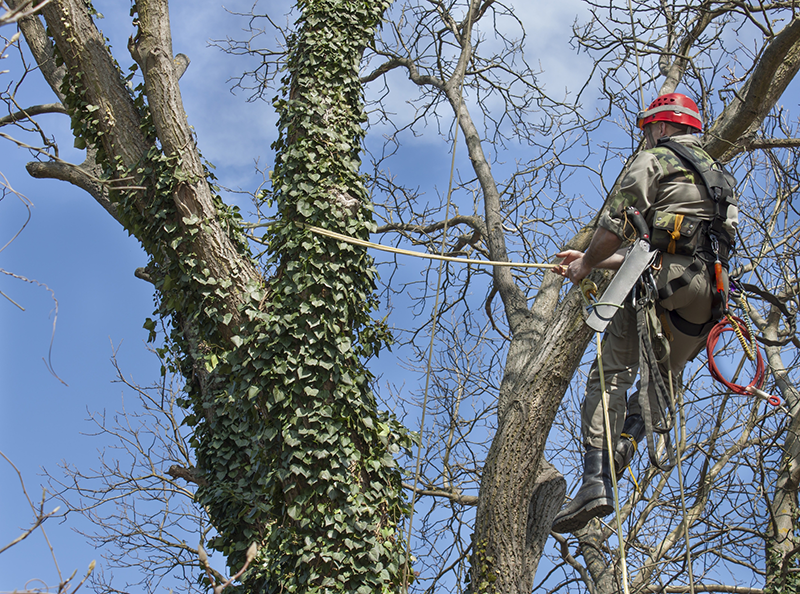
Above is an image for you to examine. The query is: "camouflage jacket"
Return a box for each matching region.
[598,134,738,241]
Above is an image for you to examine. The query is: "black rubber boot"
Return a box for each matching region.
[552,448,614,534]
[614,414,646,480]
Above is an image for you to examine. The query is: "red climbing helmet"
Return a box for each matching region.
[637,93,702,131]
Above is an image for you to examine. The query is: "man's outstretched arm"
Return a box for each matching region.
[553,227,624,284]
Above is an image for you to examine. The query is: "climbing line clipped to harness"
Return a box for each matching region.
[581,279,631,594]
[403,11,473,583]
[402,136,458,592]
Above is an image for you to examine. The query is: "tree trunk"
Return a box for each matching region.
[469,280,604,592]
[446,38,613,586]
[762,303,800,593]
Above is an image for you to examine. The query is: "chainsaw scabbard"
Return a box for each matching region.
[585,240,657,333]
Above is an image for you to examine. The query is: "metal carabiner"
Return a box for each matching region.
[710,233,720,258]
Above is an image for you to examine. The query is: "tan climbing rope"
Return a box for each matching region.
[582,279,631,594]
[403,4,473,588]
[668,371,697,594]
[304,224,557,270]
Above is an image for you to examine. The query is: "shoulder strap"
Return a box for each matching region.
[656,139,738,208]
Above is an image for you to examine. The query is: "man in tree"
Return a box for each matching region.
[550,93,739,533]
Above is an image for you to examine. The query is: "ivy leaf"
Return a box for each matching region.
[337,337,352,354]
[297,200,313,218]
[204,353,219,372]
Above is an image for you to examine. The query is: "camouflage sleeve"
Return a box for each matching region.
[597,151,662,239]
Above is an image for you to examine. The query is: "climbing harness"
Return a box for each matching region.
[653,138,737,325]
[644,139,783,406]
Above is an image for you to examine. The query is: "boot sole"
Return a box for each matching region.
[552,498,614,533]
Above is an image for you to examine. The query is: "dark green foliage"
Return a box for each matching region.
[765,551,800,594]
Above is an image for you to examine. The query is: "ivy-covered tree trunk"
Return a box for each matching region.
[12,0,408,591]
[229,0,410,590]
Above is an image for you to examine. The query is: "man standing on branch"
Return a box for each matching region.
[551,93,739,533]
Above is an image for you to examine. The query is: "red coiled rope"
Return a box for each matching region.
[706,315,774,403]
